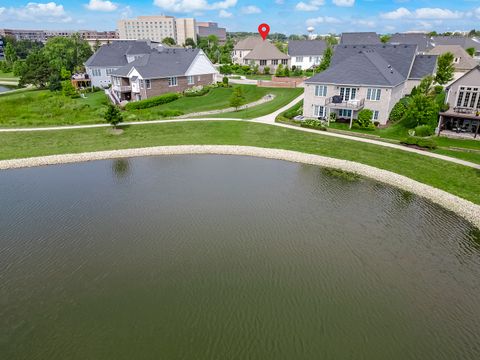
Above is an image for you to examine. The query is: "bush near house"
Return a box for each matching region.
[401,136,437,149]
[184,86,210,97]
[125,93,180,110]
[389,100,408,122]
[300,119,327,131]
[414,125,434,137]
[353,109,375,130]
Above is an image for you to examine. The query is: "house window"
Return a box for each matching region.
[106,68,115,75]
[314,85,327,97]
[271,59,278,65]
[372,110,379,120]
[260,60,267,66]
[313,105,325,118]
[338,109,352,118]
[168,77,177,86]
[457,86,480,109]
[244,59,249,65]
[281,59,288,65]
[296,56,303,62]
[197,76,201,81]
[187,76,194,85]
[92,68,102,76]
[367,88,381,101]
[145,79,151,89]
[340,87,356,101]
[309,56,313,62]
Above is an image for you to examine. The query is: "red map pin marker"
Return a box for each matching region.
[258,23,270,40]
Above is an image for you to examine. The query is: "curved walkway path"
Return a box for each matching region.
[1,93,479,170]
[1,145,479,228]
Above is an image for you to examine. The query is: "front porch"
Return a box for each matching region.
[438,107,480,139]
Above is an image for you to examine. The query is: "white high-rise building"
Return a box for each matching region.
[117,15,196,45]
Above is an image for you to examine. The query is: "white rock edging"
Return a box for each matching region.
[1,145,479,228]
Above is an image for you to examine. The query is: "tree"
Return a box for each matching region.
[318,46,333,71]
[275,63,284,77]
[184,37,196,48]
[380,35,391,43]
[104,104,123,129]
[48,73,62,92]
[18,50,51,88]
[229,87,245,111]
[93,39,101,52]
[12,60,27,77]
[466,47,475,57]
[403,94,439,128]
[4,43,18,65]
[61,80,77,98]
[43,34,92,73]
[324,35,338,46]
[435,52,454,85]
[263,66,270,75]
[162,37,176,46]
[417,75,435,96]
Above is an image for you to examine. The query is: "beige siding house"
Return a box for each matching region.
[232,37,263,65]
[243,41,290,72]
[438,66,480,138]
[304,45,437,126]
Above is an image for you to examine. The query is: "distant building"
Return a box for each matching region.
[0,28,117,43]
[111,48,217,102]
[429,45,477,73]
[432,36,480,60]
[197,22,226,42]
[232,36,264,65]
[340,32,381,45]
[388,33,434,54]
[117,15,196,45]
[288,40,327,70]
[243,41,290,72]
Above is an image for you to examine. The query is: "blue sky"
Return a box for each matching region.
[0,0,479,34]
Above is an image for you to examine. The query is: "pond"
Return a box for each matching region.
[1,155,479,359]
[0,84,15,93]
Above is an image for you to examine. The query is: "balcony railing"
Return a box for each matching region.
[112,85,132,93]
[453,106,480,115]
[325,96,365,110]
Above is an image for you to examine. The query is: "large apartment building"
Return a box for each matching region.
[117,16,196,46]
[0,29,117,43]
[197,22,227,42]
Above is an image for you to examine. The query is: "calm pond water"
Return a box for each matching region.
[0,84,15,93]
[1,155,480,359]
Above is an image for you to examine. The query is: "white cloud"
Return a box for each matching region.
[354,19,375,27]
[475,7,480,19]
[333,0,354,7]
[306,16,340,26]
[85,0,118,11]
[295,0,324,11]
[275,0,284,4]
[154,0,237,12]
[381,7,463,20]
[0,2,72,23]
[218,9,232,17]
[240,5,261,14]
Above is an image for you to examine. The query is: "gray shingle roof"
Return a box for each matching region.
[428,45,477,72]
[112,48,202,79]
[340,32,381,45]
[331,44,417,79]
[234,36,264,50]
[305,49,406,86]
[388,33,434,52]
[409,55,437,79]
[288,40,327,56]
[432,36,480,51]
[85,40,156,67]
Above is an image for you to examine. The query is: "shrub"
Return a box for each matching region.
[125,93,179,110]
[389,101,407,122]
[222,76,229,86]
[283,101,303,119]
[263,66,270,75]
[414,125,434,137]
[104,103,123,129]
[354,109,375,129]
[184,86,209,97]
[401,136,437,149]
[157,109,183,117]
[61,80,77,98]
[433,85,443,94]
[301,119,327,130]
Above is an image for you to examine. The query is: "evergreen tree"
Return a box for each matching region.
[104,104,124,129]
[318,46,333,71]
[229,87,246,111]
[435,52,454,85]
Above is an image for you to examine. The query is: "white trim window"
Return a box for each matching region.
[271,59,278,65]
[168,77,178,87]
[340,87,356,101]
[372,110,379,121]
[187,76,194,85]
[106,68,115,75]
[260,60,267,66]
[92,68,102,76]
[338,109,352,118]
[367,88,381,101]
[295,56,303,62]
[314,85,327,97]
[281,59,288,65]
[313,105,325,118]
[145,79,151,89]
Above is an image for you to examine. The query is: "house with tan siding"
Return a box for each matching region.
[110,48,217,102]
[303,44,437,126]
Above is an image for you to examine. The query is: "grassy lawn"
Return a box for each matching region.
[0,85,298,127]
[125,85,270,121]
[208,87,303,119]
[1,121,479,205]
[0,71,19,80]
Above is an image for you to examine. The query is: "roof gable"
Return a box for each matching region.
[85,40,156,67]
[288,40,327,56]
[409,55,437,79]
[388,33,434,52]
[234,36,264,50]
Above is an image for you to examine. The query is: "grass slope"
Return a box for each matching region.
[2,121,479,204]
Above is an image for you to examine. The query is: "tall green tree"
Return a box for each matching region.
[104,104,123,129]
[318,46,333,71]
[466,47,475,57]
[162,37,176,46]
[435,52,454,85]
[229,87,245,111]
[4,43,18,65]
[184,37,196,48]
[18,50,51,88]
[43,34,92,73]
[380,35,391,43]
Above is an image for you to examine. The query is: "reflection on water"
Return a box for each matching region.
[0,155,479,360]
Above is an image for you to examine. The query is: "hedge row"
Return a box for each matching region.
[401,136,437,149]
[125,93,180,110]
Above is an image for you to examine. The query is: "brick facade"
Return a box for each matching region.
[144,74,214,98]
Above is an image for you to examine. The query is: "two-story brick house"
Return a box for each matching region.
[303,44,437,126]
[110,48,217,102]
